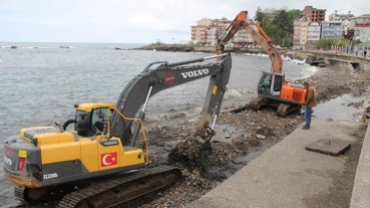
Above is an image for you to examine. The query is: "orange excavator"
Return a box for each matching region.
[217,11,306,116]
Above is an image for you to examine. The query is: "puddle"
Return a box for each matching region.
[313,94,364,122]
[212,124,246,143]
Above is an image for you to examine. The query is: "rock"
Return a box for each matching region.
[256,134,266,140]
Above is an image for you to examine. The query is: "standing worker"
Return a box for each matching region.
[365,47,368,58]
[302,81,317,130]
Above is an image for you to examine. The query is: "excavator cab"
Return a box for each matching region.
[257,72,284,97]
[73,103,115,136]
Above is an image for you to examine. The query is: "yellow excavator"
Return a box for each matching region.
[217,11,306,116]
[3,53,232,207]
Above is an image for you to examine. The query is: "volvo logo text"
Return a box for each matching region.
[4,155,12,166]
[181,68,209,79]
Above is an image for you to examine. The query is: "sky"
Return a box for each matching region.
[0,0,369,44]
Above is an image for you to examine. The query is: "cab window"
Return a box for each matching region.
[91,108,109,132]
[261,74,272,88]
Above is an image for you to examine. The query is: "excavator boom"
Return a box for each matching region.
[217,11,283,74]
[218,11,306,117]
[111,53,232,144]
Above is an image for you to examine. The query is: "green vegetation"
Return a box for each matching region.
[255,7,301,47]
[315,38,362,50]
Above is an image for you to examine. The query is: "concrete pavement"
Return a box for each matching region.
[189,121,365,208]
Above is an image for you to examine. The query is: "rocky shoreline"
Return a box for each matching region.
[134,43,266,54]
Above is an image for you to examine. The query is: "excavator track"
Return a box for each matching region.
[57,165,182,208]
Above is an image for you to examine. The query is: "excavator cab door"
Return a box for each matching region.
[91,108,109,134]
[74,107,110,136]
[257,71,284,98]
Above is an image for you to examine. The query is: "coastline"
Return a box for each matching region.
[134,43,267,54]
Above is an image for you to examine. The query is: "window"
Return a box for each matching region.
[260,74,272,88]
[91,108,109,132]
[274,76,282,92]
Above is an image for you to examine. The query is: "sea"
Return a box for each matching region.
[0,42,318,206]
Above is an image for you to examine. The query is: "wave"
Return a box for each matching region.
[300,66,319,79]
[282,56,307,65]
[224,88,242,99]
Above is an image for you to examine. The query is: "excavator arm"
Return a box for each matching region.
[110,53,232,145]
[217,11,283,74]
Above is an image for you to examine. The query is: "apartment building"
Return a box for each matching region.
[321,21,342,39]
[329,10,355,36]
[211,17,232,46]
[302,6,326,22]
[293,17,310,49]
[191,18,212,45]
[349,14,370,41]
[307,22,321,43]
[191,17,253,46]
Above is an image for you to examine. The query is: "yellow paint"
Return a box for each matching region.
[75,103,115,112]
[36,132,74,145]
[19,126,56,142]
[212,85,218,95]
[40,142,80,164]
[18,150,27,158]
[120,149,145,166]
[80,138,98,172]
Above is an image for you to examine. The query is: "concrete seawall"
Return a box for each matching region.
[351,123,370,208]
[300,51,370,71]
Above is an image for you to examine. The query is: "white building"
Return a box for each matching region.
[307,22,321,43]
[349,14,370,41]
[328,10,354,36]
[358,28,370,42]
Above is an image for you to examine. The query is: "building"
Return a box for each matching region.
[191,18,213,45]
[302,6,326,22]
[191,17,254,47]
[321,21,342,39]
[358,28,370,42]
[212,17,232,45]
[349,14,370,41]
[307,22,321,43]
[293,17,310,49]
[329,10,354,21]
[329,10,355,36]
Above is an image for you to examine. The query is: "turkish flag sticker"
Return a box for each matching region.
[100,152,118,167]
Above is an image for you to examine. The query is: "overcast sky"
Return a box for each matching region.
[1,0,369,43]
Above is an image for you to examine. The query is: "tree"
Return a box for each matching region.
[254,7,301,46]
[255,7,265,22]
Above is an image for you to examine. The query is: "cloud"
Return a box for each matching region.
[0,0,369,43]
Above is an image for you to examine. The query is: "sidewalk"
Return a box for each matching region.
[189,121,365,208]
